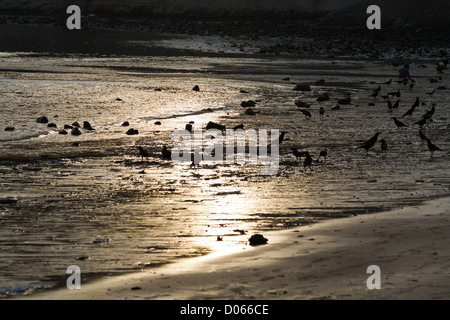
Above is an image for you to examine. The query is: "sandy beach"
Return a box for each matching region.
[21,196,449,300]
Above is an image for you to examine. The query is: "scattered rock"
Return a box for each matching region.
[294,99,311,108]
[116,98,123,101]
[315,79,326,86]
[241,100,256,107]
[154,121,161,125]
[93,237,111,244]
[316,93,330,102]
[58,130,68,135]
[83,121,94,130]
[36,116,49,124]
[249,234,268,245]
[47,123,57,128]
[71,128,82,136]
[72,122,81,127]
[245,108,257,115]
[192,85,200,91]
[4,126,15,131]
[64,124,73,129]
[126,128,139,135]
[282,77,290,81]
[293,84,311,91]
[368,102,375,106]
[0,197,19,204]
[239,89,249,93]
[72,142,80,147]
[206,121,226,131]
[233,124,244,130]
[22,166,42,172]
[185,123,193,132]
[77,256,90,261]
[131,286,141,290]
[121,121,129,127]
[331,104,341,110]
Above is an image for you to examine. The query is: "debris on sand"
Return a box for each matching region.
[249,234,268,245]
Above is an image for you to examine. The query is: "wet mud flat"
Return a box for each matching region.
[0,53,449,297]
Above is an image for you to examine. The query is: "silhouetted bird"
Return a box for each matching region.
[413,117,428,128]
[419,130,428,143]
[400,104,417,118]
[319,107,325,119]
[388,90,400,99]
[424,105,435,118]
[426,89,436,96]
[412,97,420,107]
[370,85,381,98]
[392,117,408,129]
[380,139,387,157]
[390,99,400,112]
[356,132,381,153]
[384,79,392,86]
[162,145,171,160]
[426,139,442,157]
[291,148,307,160]
[298,109,312,118]
[318,149,327,162]
[136,146,149,160]
[278,131,287,144]
[303,152,313,169]
[387,100,393,110]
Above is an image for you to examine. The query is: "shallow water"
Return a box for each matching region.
[0,52,449,297]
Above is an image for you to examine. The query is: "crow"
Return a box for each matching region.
[400,104,417,118]
[303,152,313,169]
[413,117,428,128]
[380,139,387,157]
[392,117,408,129]
[384,79,392,86]
[298,109,312,118]
[388,90,401,99]
[356,132,381,153]
[136,146,149,160]
[418,129,428,143]
[319,107,325,119]
[426,89,436,96]
[318,149,328,162]
[390,99,400,112]
[412,97,420,107]
[426,138,442,157]
[291,148,307,160]
[162,145,172,160]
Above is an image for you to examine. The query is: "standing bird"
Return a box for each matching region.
[298,109,312,118]
[318,149,328,162]
[303,152,313,170]
[391,99,400,112]
[380,139,387,157]
[278,131,287,144]
[426,89,436,96]
[413,117,428,128]
[162,145,172,161]
[136,146,149,160]
[418,129,428,143]
[355,132,381,153]
[291,148,307,160]
[392,117,408,129]
[319,107,325,119]
[384,79,392,86]
[426,138,442,157]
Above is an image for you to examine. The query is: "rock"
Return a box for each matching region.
[4,126,15,131]
[0,197,19,204]
[245,108,256,115]
[185,123,193,132]
[71,128,81,136]
[154,121,161,125]
[249,234,268,245]
[239,89,249,93]
[331,104,341,110]
[315,79,326,86]
[93,237,111,244]
[192,85,200,91]
[233,124,244,130]
[282,77,290,81]
[294,99,311,108]
[316,93,330,102]
[22,166,42,172]
[58,130,68,135]
[293,84,311,91]
[206,121,225,131]
[47,123,57,128]
[240,100,256,107]
[126,128,139,135]
[131,287,141,290]
[72,122,81,127]
[115,98,123,101]
[368,102,375,106]
[64,124,73,129]
[121,121,129,126]
[72,142,80,147]
[36,116,49,124]
[83,121,94,130]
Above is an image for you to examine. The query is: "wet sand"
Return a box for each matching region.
[22,196,450,300]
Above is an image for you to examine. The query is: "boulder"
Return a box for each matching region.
[206,121,225,131]
[316,93,330,102]
[126,128,139,135]
[83,121,94,130]
[249,234,268,245]
[37,116,49,124]
[192,85,200,91]
[71,128,81,136]
[293,84,311,91]
[295,99,311,108]
[4,126,15,131]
